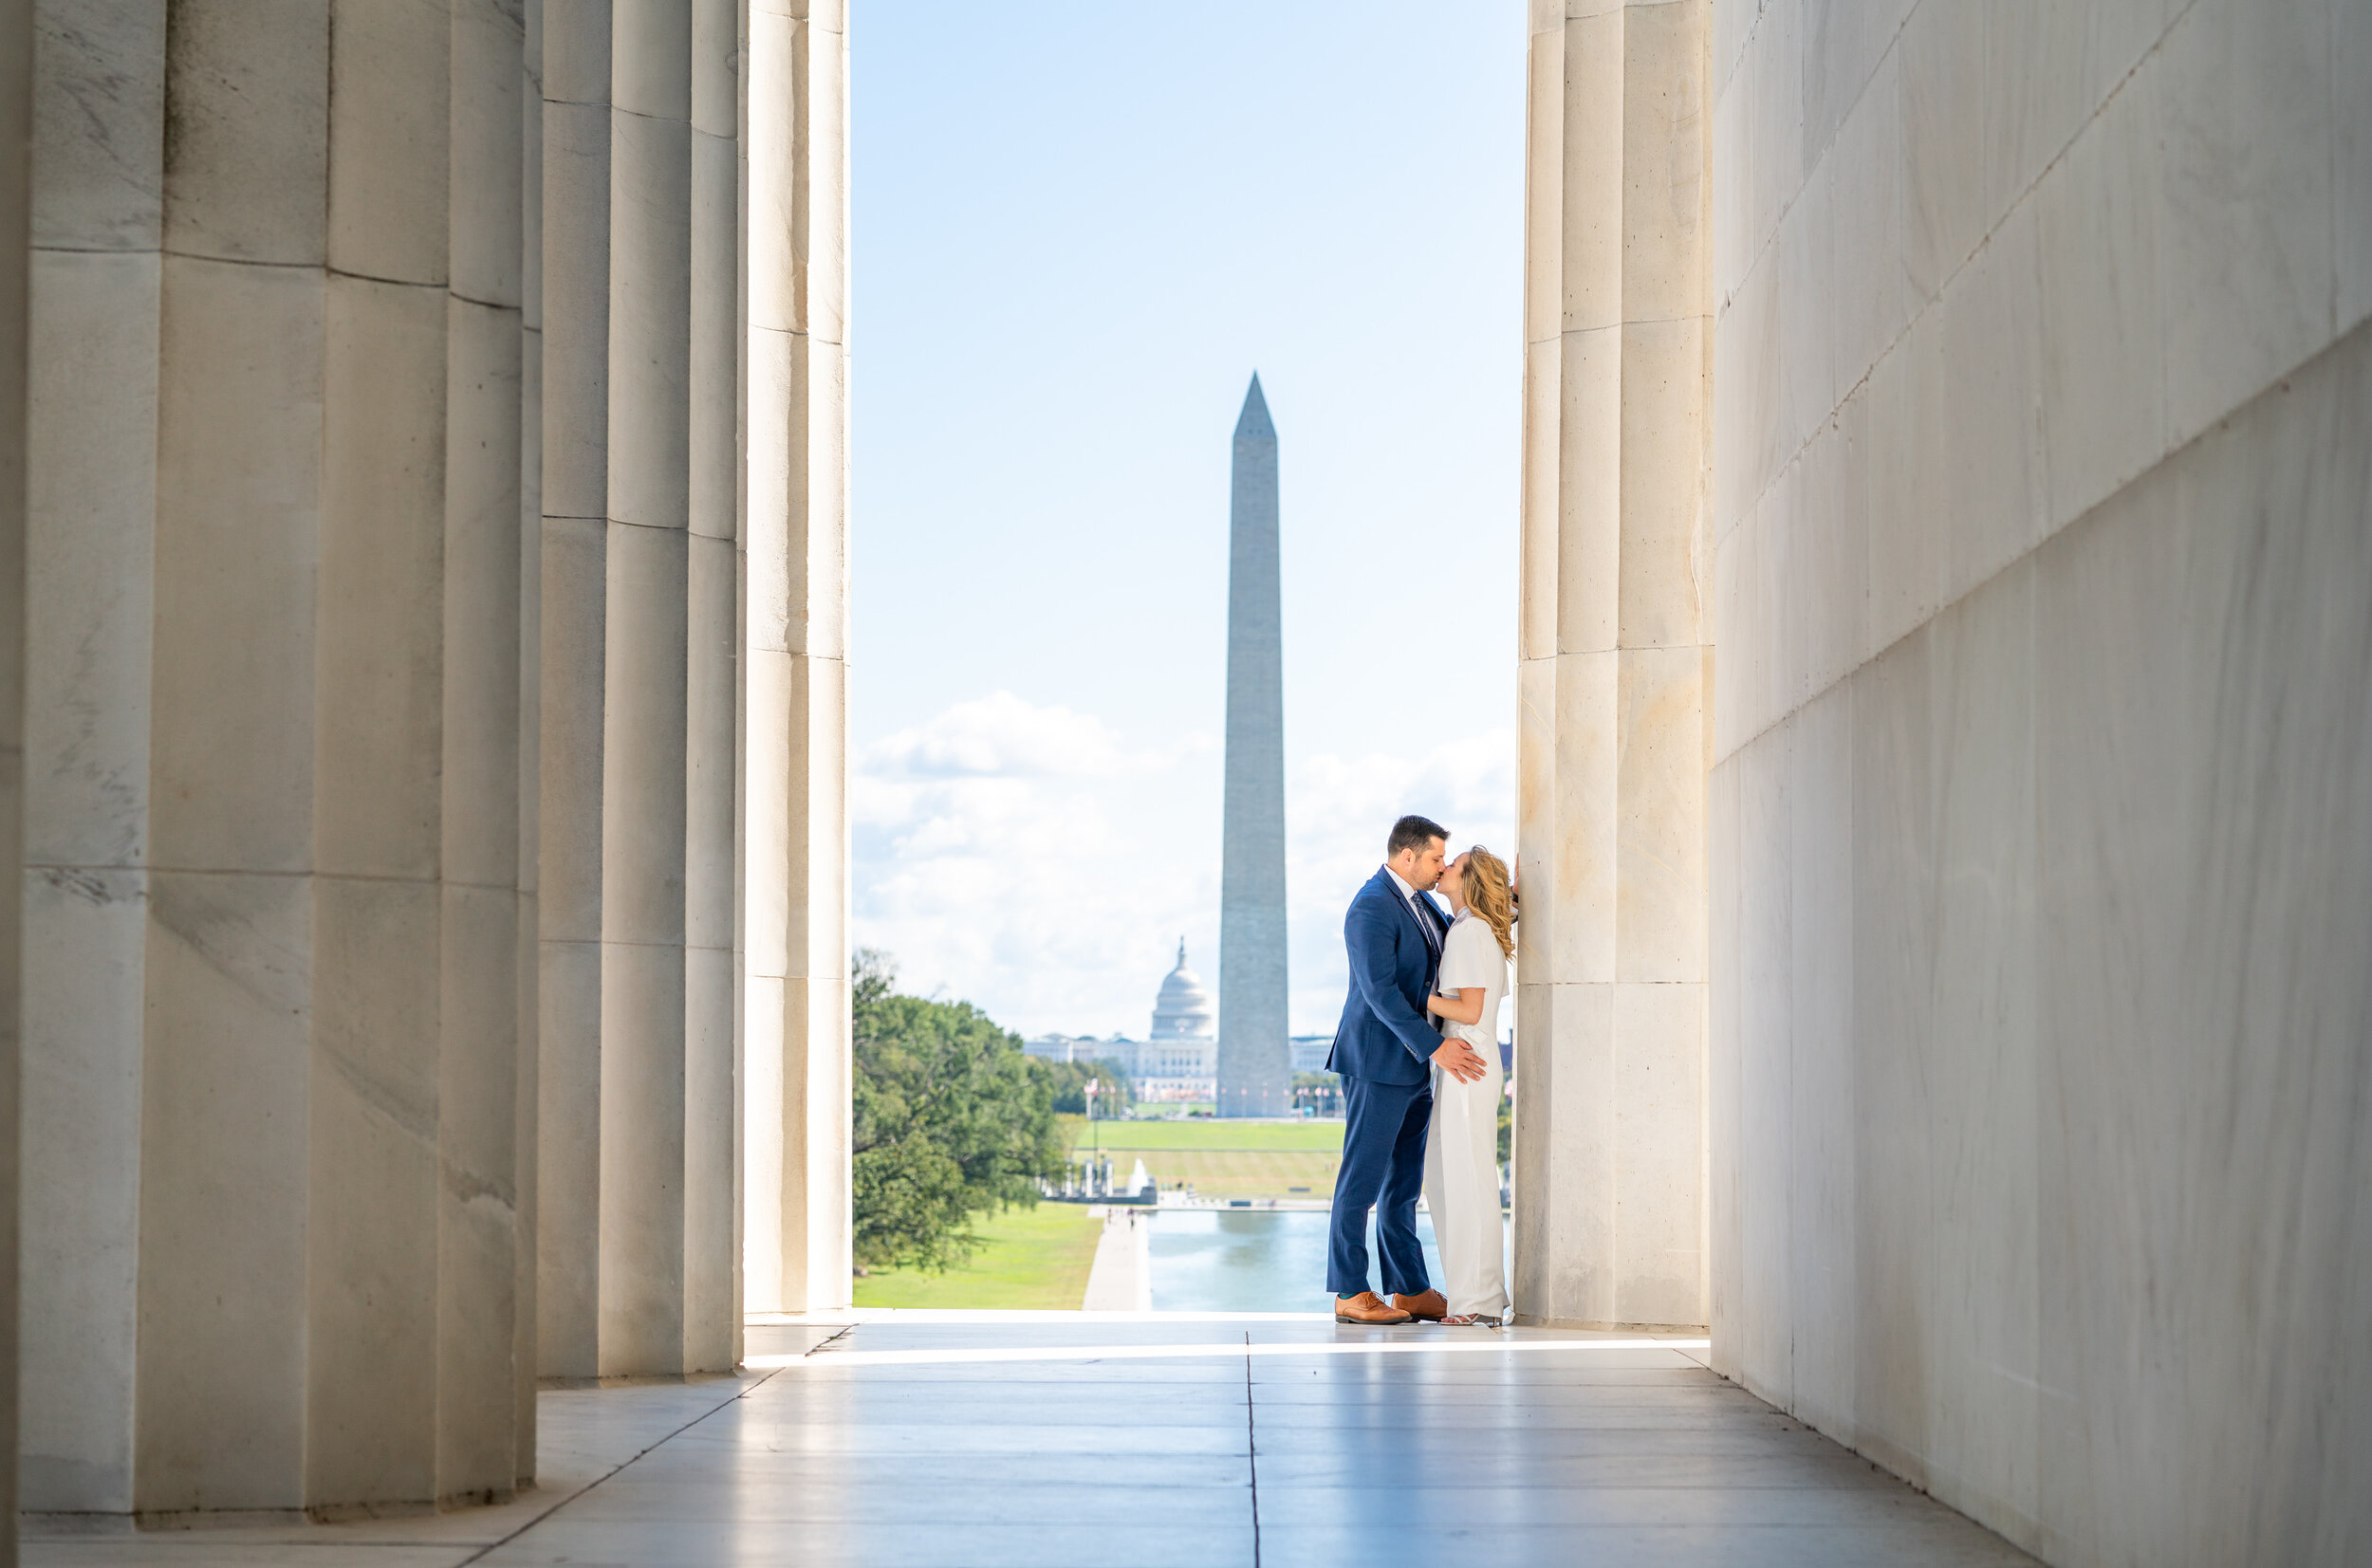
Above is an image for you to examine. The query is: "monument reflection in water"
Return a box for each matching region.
[1148,1210,1451,1313]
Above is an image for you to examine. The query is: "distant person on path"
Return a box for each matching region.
[1325,815,1490,1324]
[1421,846,1515,1326]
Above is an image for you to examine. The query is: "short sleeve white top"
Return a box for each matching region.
[1436,912,1510,1053]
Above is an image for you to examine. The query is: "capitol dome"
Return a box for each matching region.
[1149,939,1215,1041]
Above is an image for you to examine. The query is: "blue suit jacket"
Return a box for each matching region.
[1325,867,1449,1086]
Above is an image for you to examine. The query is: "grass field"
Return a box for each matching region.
[1066,1116,1346,1199]
[1063,1116,1344,1151]
[851,1203,1104,1310]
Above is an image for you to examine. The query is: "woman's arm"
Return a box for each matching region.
[1427,987,1487,1025]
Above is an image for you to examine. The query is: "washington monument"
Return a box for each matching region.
[1217,375,1290,1116]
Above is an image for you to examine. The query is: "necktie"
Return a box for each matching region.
[1410,892,1442,964]
[1410,894,1446,1035]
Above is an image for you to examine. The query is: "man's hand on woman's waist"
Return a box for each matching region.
[1432,1037,1488,1083]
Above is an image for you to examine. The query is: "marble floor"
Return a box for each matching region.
[25,1315,2038,1566]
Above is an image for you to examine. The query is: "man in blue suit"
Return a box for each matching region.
[1325,815,1490,1323]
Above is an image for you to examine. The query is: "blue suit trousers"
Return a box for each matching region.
[1327,1074,1435,1298]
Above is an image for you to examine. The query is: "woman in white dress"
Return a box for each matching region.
[1421,845,1515,1326]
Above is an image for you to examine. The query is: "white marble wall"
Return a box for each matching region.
[1709,0,2372,1559]
[536,0,743,1381]
[741,0,851,1315]
[0,0,28,1558]
[17,0,537,1517]
[1512,0,1714,1332]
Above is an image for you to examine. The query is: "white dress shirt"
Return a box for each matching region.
[1384,865,1444,1034]
[1383,864,1436,933]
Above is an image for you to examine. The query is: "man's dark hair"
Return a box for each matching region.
[1387,815,1450,858]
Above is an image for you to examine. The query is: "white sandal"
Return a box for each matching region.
[1442,1313,1503,1327]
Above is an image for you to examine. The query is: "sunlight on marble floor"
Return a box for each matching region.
[25,1316,2038,1567]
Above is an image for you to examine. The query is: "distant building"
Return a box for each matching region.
[1289,1034,1334,1074]
[1139,942,1217,1098]
[1022,1033,1128,1066]
[1023,942,1218,1102]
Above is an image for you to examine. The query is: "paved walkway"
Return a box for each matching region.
[26,1315,2038,1566]
[1077,1207,1152,1310]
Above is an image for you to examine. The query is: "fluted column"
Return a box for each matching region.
[742,0,850,1314]
[684,0,742,1371]
[599,0,695,1377]
[303,0,456,1499]
[0,0,28,1557]
[17,0,534,1516]
[514,0,546,1481]
[536,0,612,1379]
[19,0,167,1510]
[538,0,740,1378]
[442,0,530,1503]
[1512,0,1713,1331]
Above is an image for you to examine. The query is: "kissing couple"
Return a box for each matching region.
[1325,814,1514,1327]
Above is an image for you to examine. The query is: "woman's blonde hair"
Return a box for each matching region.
[1461,845,1516,960]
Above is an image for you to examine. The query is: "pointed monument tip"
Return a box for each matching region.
[1233,372,1274,440]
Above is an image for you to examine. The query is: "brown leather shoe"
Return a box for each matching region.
[1393,1288,1448,1321]
[1333,1291,1412,1324]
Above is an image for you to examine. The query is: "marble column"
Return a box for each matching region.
[17,0,534,1516]
[684,0,741,1373]
[599,0,695,1379]
[19,0,167,1509]
[0,0,28,1557]
[537,0,740,1378]
[1512,0,1713,1331]
[515,0,546,1482]
[443,0,531,1503]
[742,0,851,1315]
[536,0,612,1380]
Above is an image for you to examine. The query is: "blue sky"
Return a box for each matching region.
[850,1,1527,1039]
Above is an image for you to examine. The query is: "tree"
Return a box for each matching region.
[850,949,1066,1273]
[1043,1057,1134,1115]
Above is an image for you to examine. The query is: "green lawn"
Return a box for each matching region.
[1064,1116,1345,1152]
[1111,1149,1342,1199]
[1063,1116,1348,1200]
[851,1202,1105,1310]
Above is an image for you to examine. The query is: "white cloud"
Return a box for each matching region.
[853,691,1516,1044]
[854,693,1222,1039]
[862,690,1210,780]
